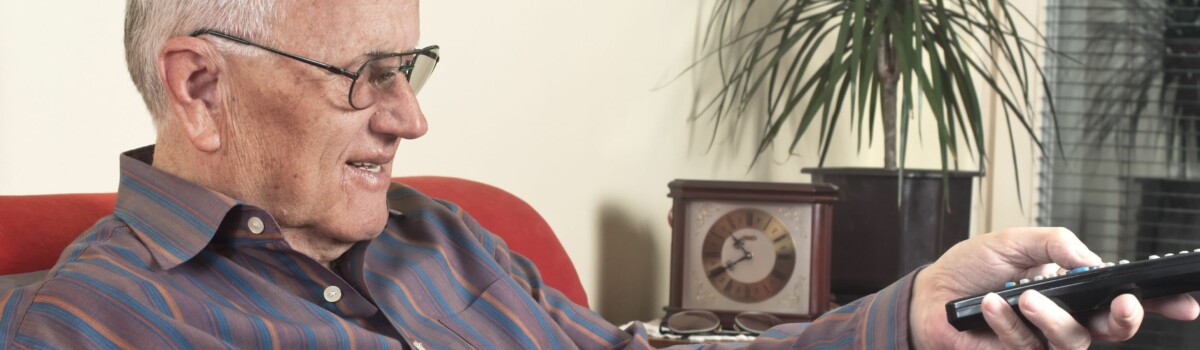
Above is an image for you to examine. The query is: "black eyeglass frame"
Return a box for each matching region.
[189,29,440,110]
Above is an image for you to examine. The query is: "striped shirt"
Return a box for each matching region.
[1,146,915,349]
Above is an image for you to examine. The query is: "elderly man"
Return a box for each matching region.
[1,0,1196,348]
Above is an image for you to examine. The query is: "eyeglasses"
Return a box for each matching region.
[190,29,439,110]
[659,310,783,337]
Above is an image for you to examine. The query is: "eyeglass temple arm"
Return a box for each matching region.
[189,29,357,78]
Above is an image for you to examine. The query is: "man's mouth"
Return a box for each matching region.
[347,161,383,173]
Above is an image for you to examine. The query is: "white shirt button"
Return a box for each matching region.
[247,216,265,234]
[323,286,342,303]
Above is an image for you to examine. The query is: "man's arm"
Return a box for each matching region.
[438,200,645,349]
[910,227,1200,349]
[0,280,36,349]
[722,269,918,349]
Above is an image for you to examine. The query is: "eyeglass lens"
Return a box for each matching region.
[732,312,783,335]
[348,48,438,109]
[662,310,784,336]
[663,310,721,335]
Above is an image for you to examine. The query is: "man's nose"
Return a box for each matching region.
[369,83,428,139]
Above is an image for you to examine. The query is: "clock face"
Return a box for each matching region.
[701,208,795,303]
[681,200,813,314]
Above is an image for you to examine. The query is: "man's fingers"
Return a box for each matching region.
[982,293,1044,349]
[1086,294,1143,342]
[1020,290,1091,350]
[1087,293,1196,342]
[1143,293,1200,321]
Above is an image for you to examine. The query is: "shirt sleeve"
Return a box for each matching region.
[0,279,38,349]
[445,202,645,349]
[732,268,919,349]
[451,200,919,350]
[623,269,920,350]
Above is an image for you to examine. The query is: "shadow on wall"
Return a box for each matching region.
[594,202,662,325]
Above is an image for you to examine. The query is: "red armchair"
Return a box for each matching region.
[0,176,588,307]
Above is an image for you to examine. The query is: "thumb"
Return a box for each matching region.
[990,227,1102,270]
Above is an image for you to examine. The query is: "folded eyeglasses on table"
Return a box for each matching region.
[659,310,784,337]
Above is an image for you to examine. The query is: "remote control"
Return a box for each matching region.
[946,249,1200,331]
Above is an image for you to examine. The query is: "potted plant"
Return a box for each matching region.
[692,0,1053,302]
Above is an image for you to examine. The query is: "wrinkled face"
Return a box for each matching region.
[217,0,427,243]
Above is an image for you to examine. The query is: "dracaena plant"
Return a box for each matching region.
[694,0,1056,186]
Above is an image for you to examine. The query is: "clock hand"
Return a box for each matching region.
[731,235,746,249]
[734,234,756,258]
[723,251,754,272]
[719,234,760,273]
[708,264,730,277]
[732,234,759,250]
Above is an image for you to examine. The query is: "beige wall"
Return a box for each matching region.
[0,1,1039,324]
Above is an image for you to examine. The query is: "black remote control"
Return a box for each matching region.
[946,249,1200,331]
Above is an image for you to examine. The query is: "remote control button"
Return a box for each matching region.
[1069,267,1090,275]
[1019,278,1030,284]
[1034,276,1044,281]
[1005,281,1016,288]
[1194,249,1200,253]
[1182,251,1190,255]
[1105,262,1115,267]
[1151,255,1161,259]
[1166,253,1176,257]
[1119,259,1130,264]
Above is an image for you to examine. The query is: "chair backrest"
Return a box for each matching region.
[0,176,588,307]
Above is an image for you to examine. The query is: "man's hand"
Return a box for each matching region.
[910,227,1200,349]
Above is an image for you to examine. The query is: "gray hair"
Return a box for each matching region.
[124,0,281,125]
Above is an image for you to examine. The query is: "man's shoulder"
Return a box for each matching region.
[1,215,160,309]
[385,182,480,236]
[0,215,183,344]
[0,257,195,349]
[51,215,157,272]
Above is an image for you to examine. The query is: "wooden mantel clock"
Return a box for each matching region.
[666,179,837,325]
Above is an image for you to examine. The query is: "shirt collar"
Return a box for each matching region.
[114,145,241,269]
[114,146,421,270]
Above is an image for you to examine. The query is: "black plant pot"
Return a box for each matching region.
[803,167,980,304]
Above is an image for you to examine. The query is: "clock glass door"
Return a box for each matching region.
[682,201,814,314]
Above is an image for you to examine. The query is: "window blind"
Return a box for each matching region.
[1041,0,1200,348]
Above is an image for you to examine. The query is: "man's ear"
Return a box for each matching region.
[158,36,224,153]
